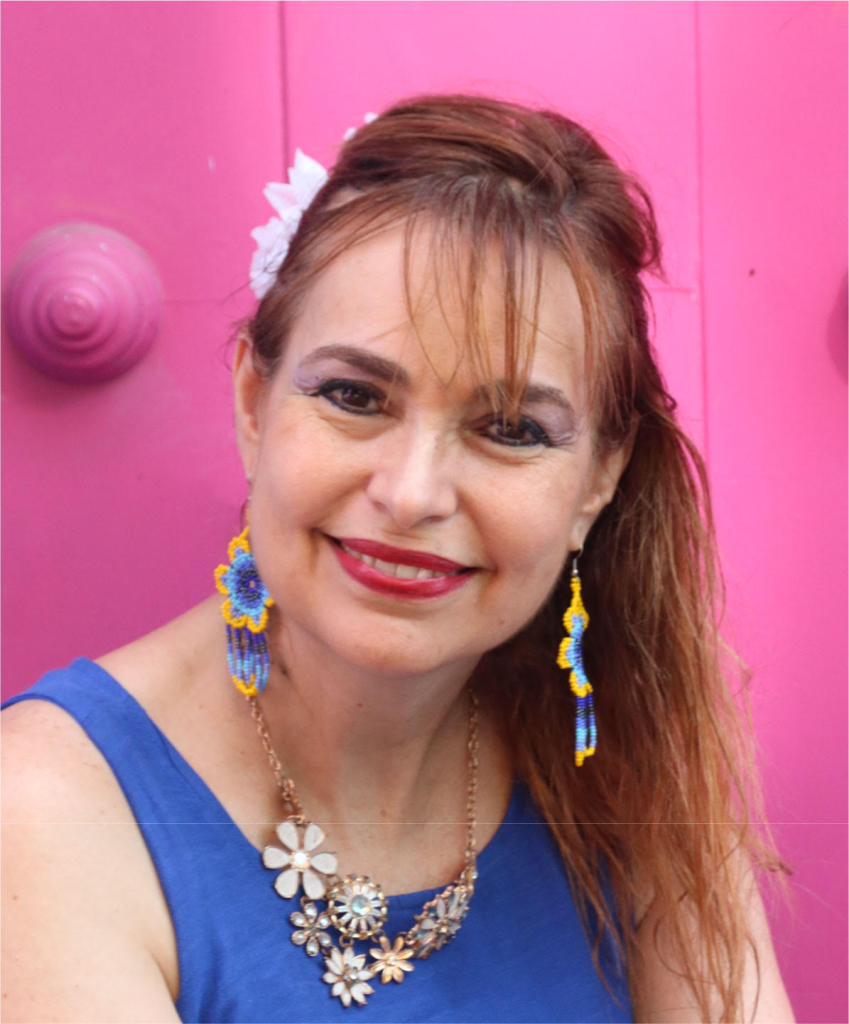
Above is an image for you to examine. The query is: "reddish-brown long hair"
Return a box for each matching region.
[240,93,793,1022]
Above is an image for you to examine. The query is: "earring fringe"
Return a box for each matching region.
[556,561,596,767]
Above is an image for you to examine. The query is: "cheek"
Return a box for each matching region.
[474,470,582,595]
[254,409,361,523]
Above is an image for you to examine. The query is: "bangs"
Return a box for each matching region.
[395,176,611,434]
[266,174,632,448]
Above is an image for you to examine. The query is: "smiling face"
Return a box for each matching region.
[233,222,630,679]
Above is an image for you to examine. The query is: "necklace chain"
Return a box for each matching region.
[247,686,481,864]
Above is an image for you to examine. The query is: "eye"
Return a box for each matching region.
[485,415,553,448]
[313,379,385,415]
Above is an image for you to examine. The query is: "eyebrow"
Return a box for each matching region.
[297,343,577,415]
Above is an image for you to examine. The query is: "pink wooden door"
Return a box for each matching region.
[1,0,283,684]
[3,3,845,1021]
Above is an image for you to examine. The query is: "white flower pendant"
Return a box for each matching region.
[322,946,375,1007]
[262,820,338,899]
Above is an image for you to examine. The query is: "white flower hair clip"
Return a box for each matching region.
[249,113,378,300]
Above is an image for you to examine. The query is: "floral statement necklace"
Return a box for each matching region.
[216,527,480,1009]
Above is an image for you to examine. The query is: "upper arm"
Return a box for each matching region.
[630,849,796,1023]
[1,701,181,1024]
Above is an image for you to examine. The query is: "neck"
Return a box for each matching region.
[244,609,507,891]
[263,620,477,820]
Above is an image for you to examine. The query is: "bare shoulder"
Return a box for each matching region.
[630,849,796,1023]
[1,682,181,1021]
[91,593,225,717]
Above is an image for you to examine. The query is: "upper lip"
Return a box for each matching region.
[331,536,474,573]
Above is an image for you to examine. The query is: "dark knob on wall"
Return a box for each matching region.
[3,223,163,383]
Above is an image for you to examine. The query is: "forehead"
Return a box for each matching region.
[284,220,586,396]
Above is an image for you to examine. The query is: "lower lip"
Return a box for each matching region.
[326,536,477,599]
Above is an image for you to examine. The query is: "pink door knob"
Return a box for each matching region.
[3,223,163,383]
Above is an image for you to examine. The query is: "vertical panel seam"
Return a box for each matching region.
[278,1,291,170]
[693,0,710,469]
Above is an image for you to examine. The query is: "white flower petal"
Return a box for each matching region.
[303,822,325,851]
[276,821,301,852]
[263,182,300,218]
[344,112,379,141]
[331,981,346,996]
[249,151,327,300]
[249,215,285,248]
[261,845,289,869]
[302,867,326,900]
[350,982,369,1004]
[328,948,344,971]
[274,868,300,899]
[340,988,352,1007]
[310,852,337,874]
[289,149,329,207]
[323,971,338,984]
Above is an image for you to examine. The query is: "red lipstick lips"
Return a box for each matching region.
[334,537,471,573]
[326,535,477,600]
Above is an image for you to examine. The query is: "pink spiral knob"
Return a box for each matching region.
[4,223,163,383]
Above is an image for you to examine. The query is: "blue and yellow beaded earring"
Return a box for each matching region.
[214,525,274,696]
[556,548,596,767]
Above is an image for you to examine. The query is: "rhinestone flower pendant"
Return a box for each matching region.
[326,875,388,940]
[407,882,472,959]
[290,900,333,957]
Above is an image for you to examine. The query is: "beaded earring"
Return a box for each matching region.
[214,525,274,696]
[556,549,596,767]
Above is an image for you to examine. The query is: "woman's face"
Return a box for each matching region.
[234,224,629,678]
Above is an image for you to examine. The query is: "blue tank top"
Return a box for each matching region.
[3,658,632,1023]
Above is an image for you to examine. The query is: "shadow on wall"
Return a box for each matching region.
[828,271,848,381]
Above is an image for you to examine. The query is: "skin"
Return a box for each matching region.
[0,222,794,1022]
[228,221,626,865]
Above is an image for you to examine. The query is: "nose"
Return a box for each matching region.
[364,420,460,530]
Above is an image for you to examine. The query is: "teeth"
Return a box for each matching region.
[373,557,401,576]
[339,542,452,579]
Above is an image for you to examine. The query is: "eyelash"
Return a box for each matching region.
[310,378,555,449]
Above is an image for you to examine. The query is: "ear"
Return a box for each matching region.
[568,428,636,552]
[232,332,269,484]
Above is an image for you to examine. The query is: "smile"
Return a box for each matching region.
[326,536,477,599]
[337,540,464,579]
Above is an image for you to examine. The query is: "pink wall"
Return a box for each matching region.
[697,6,848,1021]
[1,1,282,673]
[2,3,846,1021]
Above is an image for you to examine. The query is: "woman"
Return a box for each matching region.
[2,94,795,1023]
